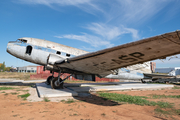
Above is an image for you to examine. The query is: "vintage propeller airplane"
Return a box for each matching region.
[7,31,180,89]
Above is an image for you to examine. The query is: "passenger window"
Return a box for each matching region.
[66,54,70,57]
[26,45,33,55]
[56,51,61,55]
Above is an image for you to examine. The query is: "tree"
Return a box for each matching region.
[3,62,5,71]
[5,67,11,72]
[0,62,5,72]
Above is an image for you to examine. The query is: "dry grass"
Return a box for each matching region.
[152,73,168,75]
[0,72,36,80]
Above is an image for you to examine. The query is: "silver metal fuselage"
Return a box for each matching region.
[6,39,88,74]
[7,38,147,80]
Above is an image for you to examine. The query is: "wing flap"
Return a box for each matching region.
[55,31,180,77]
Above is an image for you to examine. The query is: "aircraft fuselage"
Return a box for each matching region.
[7,38,149,81]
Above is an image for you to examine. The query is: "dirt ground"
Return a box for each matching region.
[0,85,180,120]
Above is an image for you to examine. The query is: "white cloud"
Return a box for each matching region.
[18,0,92,5]
[56,23,139,48]
[85,22,139,40]
[17,0,178,48]
[112,0,169,24]
[55,33,114,48]
[17,0,103,15]
[17,0,173,24]
[86,23,127,40]
[123,27,139,40]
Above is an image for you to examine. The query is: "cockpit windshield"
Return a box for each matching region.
[16,39,27,43]
[16,40,22,43]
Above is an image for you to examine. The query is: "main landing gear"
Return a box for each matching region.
[141,79,146,83]
[51,77,64,89]
[46,76,54,85]
[46,71,72,89]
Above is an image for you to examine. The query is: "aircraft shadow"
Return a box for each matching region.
[64,83,120,106]
[73,92,121,106]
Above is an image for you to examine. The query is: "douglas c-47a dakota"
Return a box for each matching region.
[7,31,180,89]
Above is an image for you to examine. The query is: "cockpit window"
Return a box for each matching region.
[26,45,33,55]
[17,39,27,43]
[21,39,27,43]
[16,40,22,43]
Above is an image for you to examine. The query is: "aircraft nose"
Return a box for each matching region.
[6,41,26,60]
[7,42,11,53]
[7,42,14,55]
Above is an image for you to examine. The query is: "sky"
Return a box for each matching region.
[0,0,180,68]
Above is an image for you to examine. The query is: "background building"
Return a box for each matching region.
[155,67,180,76]
[17,66,37,73]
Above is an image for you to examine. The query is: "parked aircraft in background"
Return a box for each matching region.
[7,31,180,89]
[105,68,173,82]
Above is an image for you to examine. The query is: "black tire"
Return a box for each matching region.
[51,77,64,89]
[141,79,146,83]
[152,78,158,81]
[46,76,54,85]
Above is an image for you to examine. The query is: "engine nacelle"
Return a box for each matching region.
[47,54,65,65]
[47,54,96,81]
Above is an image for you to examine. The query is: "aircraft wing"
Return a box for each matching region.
[55,31,180,77]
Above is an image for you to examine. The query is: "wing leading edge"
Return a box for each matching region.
[55,31,180,77]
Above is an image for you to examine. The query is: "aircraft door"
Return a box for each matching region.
[26,45,33,55]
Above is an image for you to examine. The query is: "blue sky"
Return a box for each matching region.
[0,0,180,68]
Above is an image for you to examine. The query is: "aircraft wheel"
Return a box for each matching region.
[51,77,64,89]
[46,76,54,85]
[141,79,146,83]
